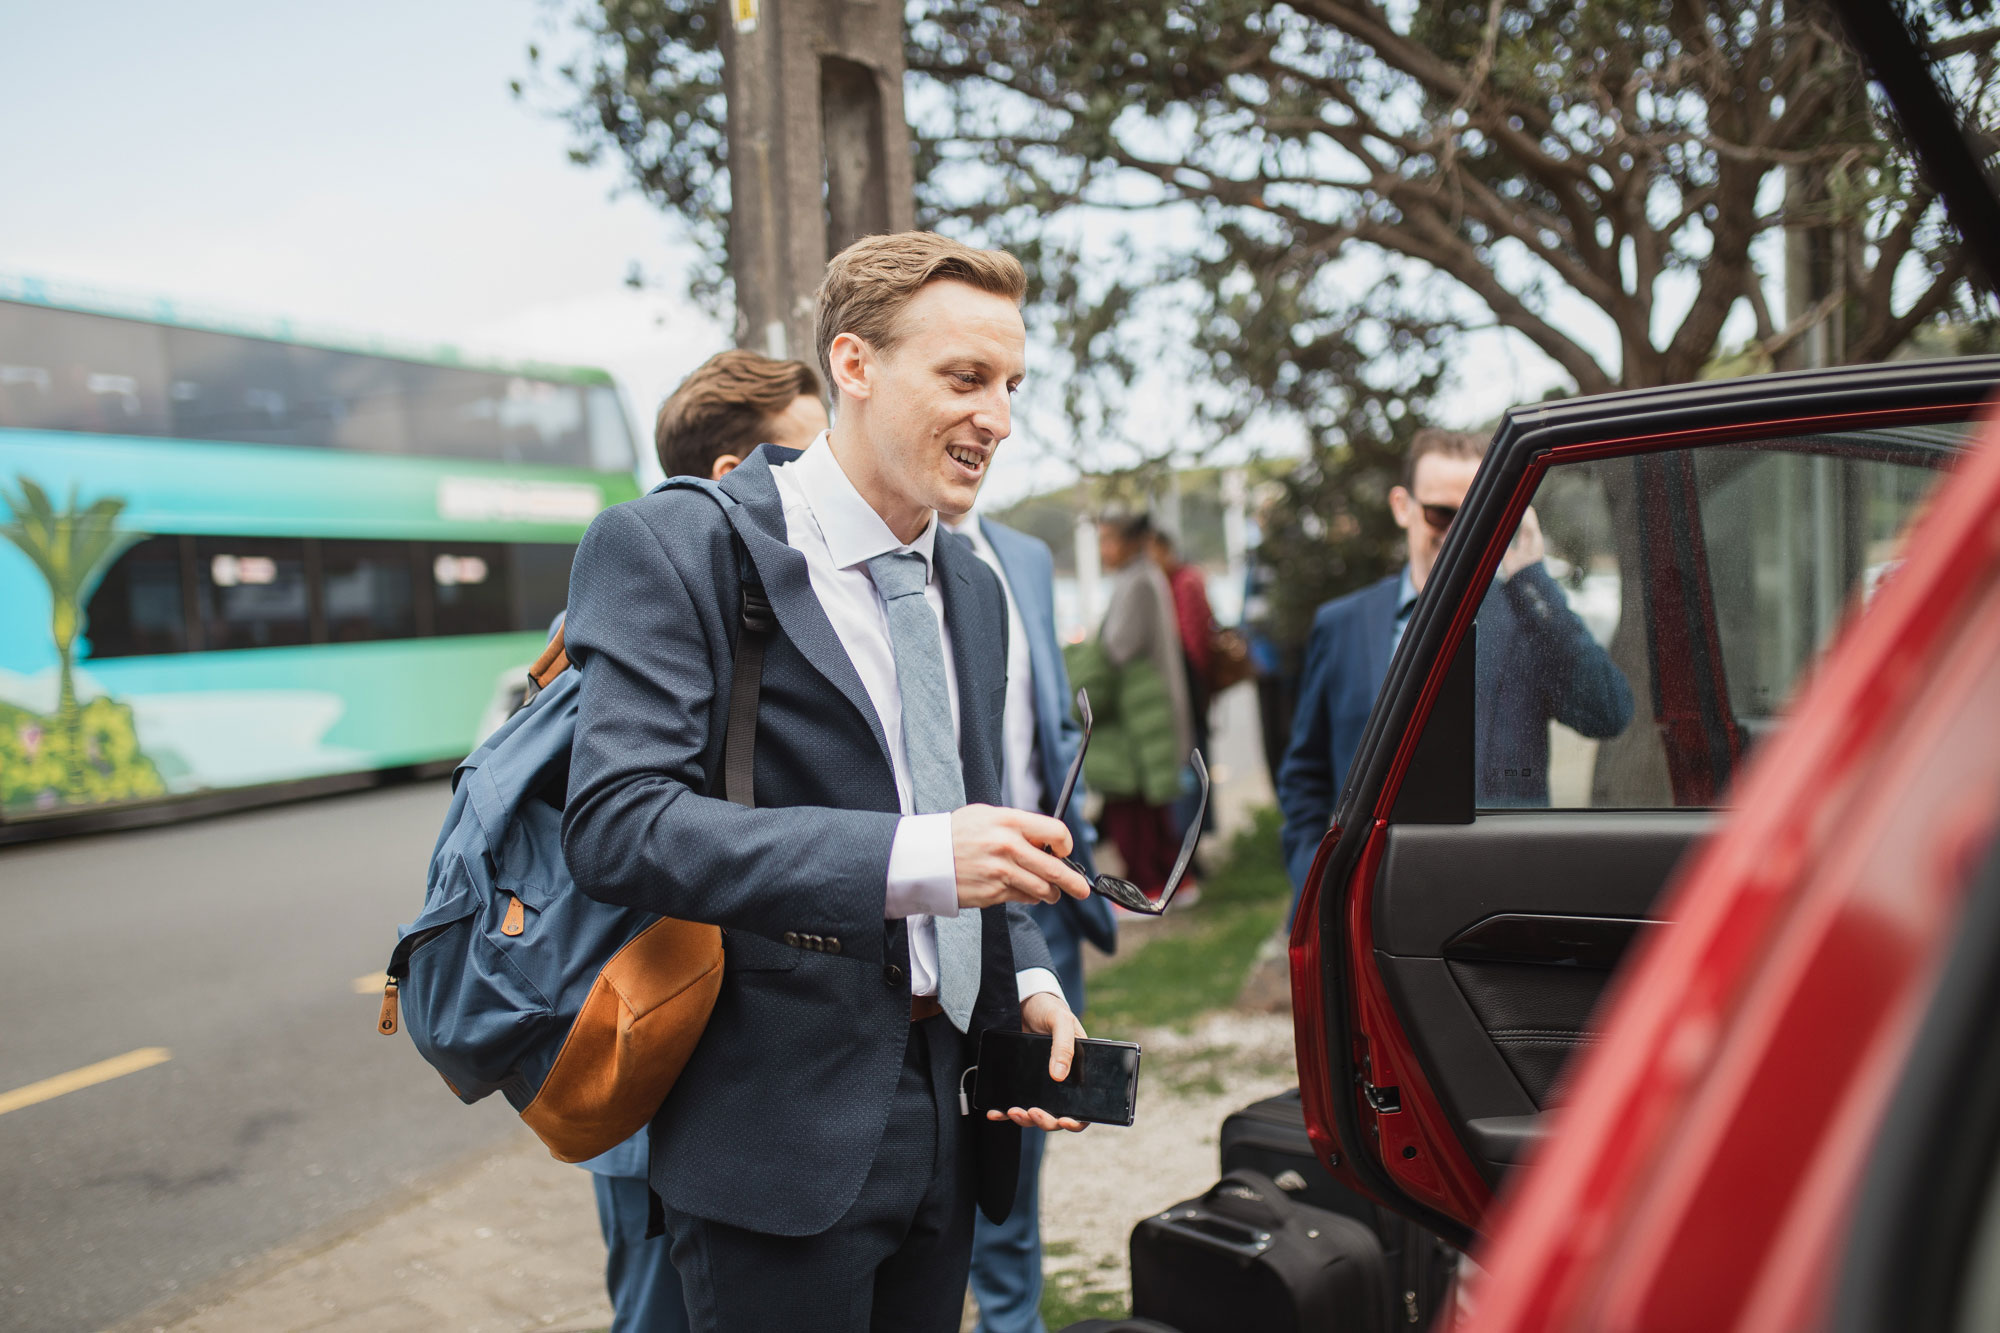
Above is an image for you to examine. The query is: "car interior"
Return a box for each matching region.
[1360,413,1984,1184]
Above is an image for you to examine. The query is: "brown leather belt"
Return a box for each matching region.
[910,995,944,1022]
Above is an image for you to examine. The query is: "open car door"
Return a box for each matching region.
[1288,356,2000,1247]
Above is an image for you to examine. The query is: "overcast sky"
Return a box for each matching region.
[1,0,726,482]
[1,1,1581,507]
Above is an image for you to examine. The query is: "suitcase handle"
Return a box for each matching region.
[1151,1207,1275,1259]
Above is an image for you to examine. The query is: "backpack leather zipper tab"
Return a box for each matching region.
[502,895,525,936]
[378,979,400,1035]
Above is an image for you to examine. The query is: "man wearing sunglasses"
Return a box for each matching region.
[1276,428,1631,921]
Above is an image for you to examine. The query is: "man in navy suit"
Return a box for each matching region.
[945,510,1118,1333]
[575,347,830,1333]
[1277,429,1632,914]
[563,233,1091,1332]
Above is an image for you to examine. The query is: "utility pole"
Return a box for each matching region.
[720,0,916,365]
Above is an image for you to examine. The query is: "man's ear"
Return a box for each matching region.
[710,454,742,481]
[1387,484,1416,532]
[827,331,873,403]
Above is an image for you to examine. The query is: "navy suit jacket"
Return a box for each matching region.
[1277,564,1632,893]
[979,518,1117,1009]
[561,445,1055,1237]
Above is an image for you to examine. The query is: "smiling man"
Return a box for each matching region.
[561,232,1092,1333]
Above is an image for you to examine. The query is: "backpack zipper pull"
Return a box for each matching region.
[502,895,525,937]
[378,978,400,1035]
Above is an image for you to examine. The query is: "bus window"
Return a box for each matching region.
[428,541,513,636]
[321,540,417,642]
[404,366,589,466]
[587,385,637,474]
[510,543,576,636]
[195,538,312,650]
[164,326,307,448]
[0,302,171,435]
[83,536,191,659]
[300,346,413,456]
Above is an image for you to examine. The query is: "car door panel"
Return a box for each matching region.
[1290,357,2000,1247]
[1370,815,1705,1178]
[1376,814,1709,953]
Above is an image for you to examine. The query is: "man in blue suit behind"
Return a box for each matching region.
[945,510,1118,1333]
[1277,429,1632,916]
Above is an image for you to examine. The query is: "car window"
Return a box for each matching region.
[1476,420,1973,809]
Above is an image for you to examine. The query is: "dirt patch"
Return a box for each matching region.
[1037,1009,1297,1313]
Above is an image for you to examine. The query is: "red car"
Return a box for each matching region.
[1282,168,2000,1333]
[1279,10,2000,1327]
[1286,351,2000,1331]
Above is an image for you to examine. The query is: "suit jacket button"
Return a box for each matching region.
[806,934,822,951]
[884,963,905,987]
[784,931,800,948]
[826,937,841,955]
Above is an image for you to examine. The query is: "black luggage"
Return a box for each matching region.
[1219,1087,1376,1225]
[1129,1169,1389,1333]
[1219,1089,1457,1328]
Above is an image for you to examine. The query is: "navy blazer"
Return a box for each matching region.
[1277,564,1632,893]
[979,519,1117,1004]
[561,445,1055,1237]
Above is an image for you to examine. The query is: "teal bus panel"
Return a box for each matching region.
[1,633,542,820]
[0,430,640,541]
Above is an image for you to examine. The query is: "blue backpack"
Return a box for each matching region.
[376,478,771,1163]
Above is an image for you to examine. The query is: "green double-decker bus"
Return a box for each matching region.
[0,278,641,837]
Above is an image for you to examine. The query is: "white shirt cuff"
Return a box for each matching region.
[885,813,959,919]
[1016,967,1065,1007]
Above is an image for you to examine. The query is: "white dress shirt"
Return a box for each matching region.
[944,515,1044,817]
[771,437,1059,1006]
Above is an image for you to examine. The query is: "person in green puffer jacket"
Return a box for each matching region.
[1065,513,1194,903]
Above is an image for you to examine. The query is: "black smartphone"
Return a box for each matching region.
[971,1030,1142,1127]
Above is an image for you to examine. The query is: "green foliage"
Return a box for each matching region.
[1,476,130,653]
[1,475,148,803]
[534,1,1992,412]
[1040,1278,1128,1328]
[1086,807,1292,1040]
[533,1,1996,643]
[0,697,166,815]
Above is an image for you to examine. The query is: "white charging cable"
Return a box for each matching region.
[957,1065,978,1116]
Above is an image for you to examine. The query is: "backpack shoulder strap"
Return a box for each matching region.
[525,477,771,807]
[655,478,770,810]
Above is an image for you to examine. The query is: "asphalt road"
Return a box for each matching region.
[0,783,524,1333]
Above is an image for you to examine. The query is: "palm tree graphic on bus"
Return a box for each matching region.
[0,476,165,813]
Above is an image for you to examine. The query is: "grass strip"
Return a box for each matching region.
[1084,805,1291,1041]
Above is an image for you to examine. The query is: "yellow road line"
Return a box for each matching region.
[353,972,388,995]
[0,1047,171,1117]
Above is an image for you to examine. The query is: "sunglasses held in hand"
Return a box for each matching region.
[1048,689,1208,915]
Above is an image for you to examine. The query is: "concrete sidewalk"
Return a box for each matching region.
[110,1010,1298,1333]
[110,1133,613,1333]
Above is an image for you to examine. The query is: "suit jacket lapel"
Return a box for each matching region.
[937,529,1004,807]
[1361,573,1401,696]
[981,518,1063,804]
[719,447,893,774]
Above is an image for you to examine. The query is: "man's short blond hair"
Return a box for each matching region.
[814,231,1027,389]
[1402,428,1489,490]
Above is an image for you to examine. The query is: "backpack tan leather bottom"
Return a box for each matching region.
[520,915,724,1163]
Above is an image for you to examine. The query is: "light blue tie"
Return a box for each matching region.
[867,549,981,1031]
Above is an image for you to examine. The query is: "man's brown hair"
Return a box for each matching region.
[1401,427,1489,491]
[814,231,1027,389]
[654,349,823,479]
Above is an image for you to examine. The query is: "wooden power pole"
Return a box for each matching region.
[720,0,916,366]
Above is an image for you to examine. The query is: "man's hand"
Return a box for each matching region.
[985,991,1089,1133]
[951,805,1092,911]
[1501,504,1546,580]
